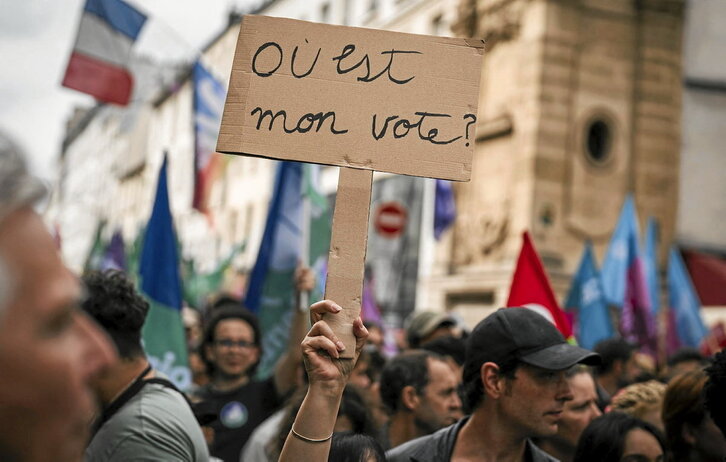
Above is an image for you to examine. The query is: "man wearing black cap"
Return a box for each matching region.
[387,307,600,462]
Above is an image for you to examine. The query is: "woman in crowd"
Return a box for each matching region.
[328,432,386,462]
[608,380,666,432]
[574,412,665,462]
[270,384,379,460]
[662,370,726,462]
[278,300,371,462]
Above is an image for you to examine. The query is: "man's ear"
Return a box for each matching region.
[481,362,505,399]
[401,385,420,411]
[249,345,260,364]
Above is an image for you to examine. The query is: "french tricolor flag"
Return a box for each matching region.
[62,0,147,106]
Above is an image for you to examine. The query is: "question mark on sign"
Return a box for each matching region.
[463,114,477,147]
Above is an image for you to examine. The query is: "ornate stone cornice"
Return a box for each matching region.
[453,0,530,51]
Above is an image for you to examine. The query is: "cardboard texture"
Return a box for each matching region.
[324,168,373,357]
[217,15,484,181]
[217,15,484,355]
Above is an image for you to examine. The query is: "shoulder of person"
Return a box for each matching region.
[527,439,560,462]
[386,420,463,462]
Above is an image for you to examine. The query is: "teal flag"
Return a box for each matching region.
[245,162,330,379]
[83,219,107,273]
[139,155,191,389]
[182,242,245,309]
[125,227,144,285]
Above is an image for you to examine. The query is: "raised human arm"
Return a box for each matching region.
[278,300,368,462]
[273,266,316,397]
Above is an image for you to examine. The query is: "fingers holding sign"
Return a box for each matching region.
[280,302,368,462]
[303,300,368,388]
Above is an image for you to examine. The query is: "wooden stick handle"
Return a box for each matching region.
[323,167,373,358]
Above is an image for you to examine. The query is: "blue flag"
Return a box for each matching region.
[192,62,226,215]
[139,155,190,389]
[643,218,660,315]
[602,195,640,307]
[433,179,456,240]
[565,242,614,349]
[245,162,303,314]
[245,162,330,379]
[667,247,707,348]
[600,195,656,355]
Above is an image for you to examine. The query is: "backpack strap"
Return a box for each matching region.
[90,364,152,438]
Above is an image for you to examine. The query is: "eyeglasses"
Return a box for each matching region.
[215,339,256,349]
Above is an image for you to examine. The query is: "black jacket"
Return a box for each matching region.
[385,417,559,462]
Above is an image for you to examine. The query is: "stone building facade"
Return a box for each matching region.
[417,0,685,327]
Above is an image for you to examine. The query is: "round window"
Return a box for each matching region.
[585,119,611,165]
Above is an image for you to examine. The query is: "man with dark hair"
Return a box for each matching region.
[197,298,305,462]
[592,338,638,409]
[387,307,600,462]
[380,350,463,449]
[664,347,708,382]
[705,349,726,438]
[0,133,116,462]
[82,270,208,461]
[421,335,467,381]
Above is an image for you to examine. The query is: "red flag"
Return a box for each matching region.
[507,231,574,340]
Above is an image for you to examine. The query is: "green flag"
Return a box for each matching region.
[139,156,191,389]
[245,163,330,379]
[182,242,246,309]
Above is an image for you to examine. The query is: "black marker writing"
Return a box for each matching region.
[371,112,462,144]
[252,42,283,77]
[332,45,421,84]
[291,39,321,79]
[251,107,348,134]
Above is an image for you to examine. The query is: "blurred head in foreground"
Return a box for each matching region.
[0,132,116,461]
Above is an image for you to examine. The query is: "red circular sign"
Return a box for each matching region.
[374,202,408,238]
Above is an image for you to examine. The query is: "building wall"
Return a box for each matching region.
[678,0,726,252]
[419,0,685,327]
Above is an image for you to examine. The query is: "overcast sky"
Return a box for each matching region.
[0,0,260,180]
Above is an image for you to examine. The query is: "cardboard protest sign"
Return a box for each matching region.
[217,15,484,355]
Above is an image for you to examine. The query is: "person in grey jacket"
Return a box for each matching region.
[82,270,208,461]
[386,307,600,462]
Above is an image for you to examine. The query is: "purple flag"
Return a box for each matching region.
[100,229,126,271]
[601,195,657,357]
[361,272,383,325]
[434,179,456,240]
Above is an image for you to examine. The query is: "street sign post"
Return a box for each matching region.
[217,15,484,355]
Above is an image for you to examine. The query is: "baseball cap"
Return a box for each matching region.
[405,311,457,347]
[464,307,600,379]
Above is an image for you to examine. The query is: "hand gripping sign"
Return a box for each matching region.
[217,15,483,357]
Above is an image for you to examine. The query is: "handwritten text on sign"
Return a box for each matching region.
[217,16,484,181]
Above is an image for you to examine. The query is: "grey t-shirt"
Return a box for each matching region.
[86,382,209,462]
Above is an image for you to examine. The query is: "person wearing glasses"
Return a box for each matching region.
[196,289,314,462]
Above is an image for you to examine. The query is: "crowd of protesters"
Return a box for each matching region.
[3,134,726,462]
